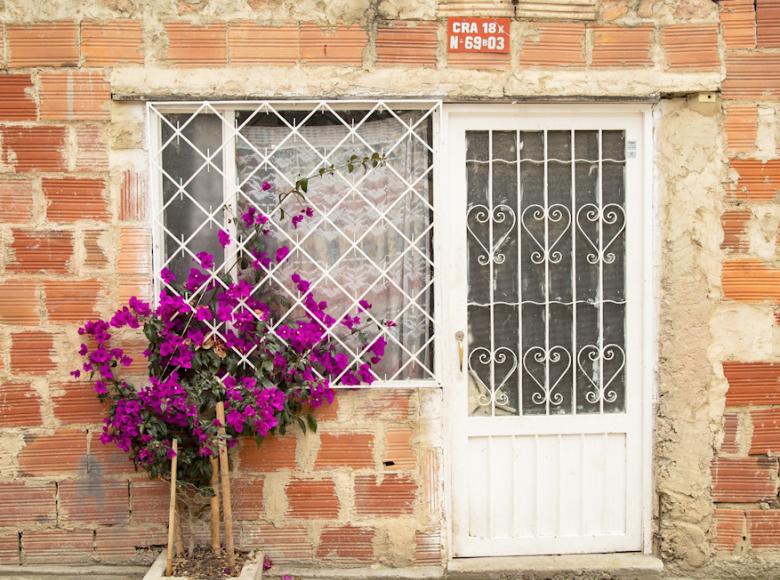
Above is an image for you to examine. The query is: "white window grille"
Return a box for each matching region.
[147,100,441,387]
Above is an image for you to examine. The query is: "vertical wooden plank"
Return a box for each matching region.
[216,401,236,570]
[582,433,605,535]
[210,456,221,554]
[491,436,514,538]
[559,434,582,536]
[536,435,559,536]
[604,433,627,534]
[468,437,489,538]
[165,439,178,576]
[513,435,535,537]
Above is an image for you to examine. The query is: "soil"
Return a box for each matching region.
[171,546,251,579]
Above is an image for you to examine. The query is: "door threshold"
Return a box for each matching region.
[447,552,663,579]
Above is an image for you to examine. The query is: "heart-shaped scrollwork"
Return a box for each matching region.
[520,204,571,265]
[467,203,517,266]
[575,203,625,265]
[469,346,518,409]
[577,344,625,405]
[522,345,572,407]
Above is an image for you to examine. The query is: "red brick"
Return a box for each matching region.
[354,474,416,516]
[18,430,88,476]
[239,524,313,561]
[0,177,34,222]
[376,21,437,67]
[119,170,147,222]
[52,381,106,424]
[724,53,780,99]
[7,22,78,67]
[712,456,778,502]
[724,106,758,154]
[750,408,780,456]
[384,427,416,469]
[0,281,39,325]
[231,476,264,520]
[721,209,751,252]
[0,75,36,120]
[415,528,442,564]
[1,126,67,173]
[238,435,297,471]
[59,479,129,525]
[724,362,780,406]
[119,276,154,305]
[714,508,745,553]
[39,72,111,121]
[721,413,740,454]
[88,437,137,476]
[591,26,654,68]
[164,22,227,67]
[43,178,109,222]
[0,533,19,565]
[0,382,43,427]
[84,229,108,268]
[730,159,780,202]
[723,259,780,303]
[353,390,413,420]
[10,331,56,376]
[95,526,167,562]
[300,24,366,65]
[10,230,73,274]
[0,481,55,527]
[747,509,780,548]
[44,279,101,323]
[758,0,780,48]
[75,126,109,173]
[661,25,718,71]
[286,478,339,518]
[131,479,169,524]
[600,0,629,21]
[310,397,339,422]
[117,227,151,275]
[81,19,144,66]
[23,529,93,564]
[228,22,298,65]
[316,525,375,562]
[316,432,374,469]
[519,24,585,68]
[722,0,756,49]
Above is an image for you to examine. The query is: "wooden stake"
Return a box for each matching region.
[165,439,178,577]
[209,456,221,555]
[215,402,235,570]
[174,508,184,557]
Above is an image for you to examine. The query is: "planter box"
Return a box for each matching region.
[143,551,264,580]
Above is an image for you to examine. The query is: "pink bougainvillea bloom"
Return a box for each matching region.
[196,251,214,269]
[218,229,231,247]
[160,267,176,284]
[261,181,271,191]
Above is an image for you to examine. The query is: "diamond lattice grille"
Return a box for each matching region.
[148,101,440,385]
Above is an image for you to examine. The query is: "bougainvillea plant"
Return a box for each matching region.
[73,154,390,495]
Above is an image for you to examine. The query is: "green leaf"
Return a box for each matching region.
[306,414,318,433]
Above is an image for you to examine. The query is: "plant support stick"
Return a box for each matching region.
[215,402,235,570]
[210,456,221,555]
[166,439,178,577]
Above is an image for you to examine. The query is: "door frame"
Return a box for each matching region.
[436,103,657,558]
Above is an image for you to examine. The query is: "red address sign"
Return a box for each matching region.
[447,17,510,53]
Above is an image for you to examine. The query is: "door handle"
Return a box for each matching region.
[455,330,465,372]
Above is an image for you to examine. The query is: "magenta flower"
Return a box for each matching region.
[196,251,214,269]
[160,267,176,284]
[261,180,271,191]
[218,229,231,247]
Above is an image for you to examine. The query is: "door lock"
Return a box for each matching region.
[455,330,465,372]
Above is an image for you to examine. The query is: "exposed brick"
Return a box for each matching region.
[39,71,111,121]
[59,479,129,525]
[131,479,169,524]
[316,525,375,562]
[23,529,93,564]
[10,331,55,375]
[0,382,43,427]
[591,26,654,68]
[300,24,366,65]
[384,427,416,469]
[286,478,339,518]
[1,126,67,173]
[600,0,629,21]
[7,22,78,67]
[239,524,313,561]
[0,281,39,325]
[231,476,264,520]
[714,508,745,553]
[721,413,740,454]
[119,170,147,222]
[228,22,298,65]
[724,54,780,99]
[724,361,780,406]
[353,390,413,420]
[758,0,780,48]
[44,279,101,322]
[519,24,585,68]
[310,397,339,422]
[724,105,758,154]
[661,24,718,71]
[376,21,438,67]
[0,177,34,222]
[415,528,442,564]
[721,209,751,252]
[88,437,137,476]
[51,381,106,424]
[43,178,109,222]
[18,430,88,476]
[712,456,778,502]
[83,229,108,268]
[10,230,73,274]
[81,19,144,66]
[75,126,109,173]
[721,0,756,49]
[119,277,154,305]
[0,533,19,565]
[164,22,227,67]
[238,435,297,471]
[117,227,151,275]
[95,526,167,562]
[747,509,780,548]
[0,75,36,120]
[723,260,780,303]
[750,408,780,456]
[316,432,374,469]
[448,50,510,69]
[0,481,55,527]
[354,474,416,516]
[730,159,780,202]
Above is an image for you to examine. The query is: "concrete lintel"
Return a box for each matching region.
[0,564,148,579]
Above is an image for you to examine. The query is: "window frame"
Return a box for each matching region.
[146,99,444,389]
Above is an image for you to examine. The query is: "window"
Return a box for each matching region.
[148,101,440,385]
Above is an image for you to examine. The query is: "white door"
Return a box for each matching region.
[441,106,648,557]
